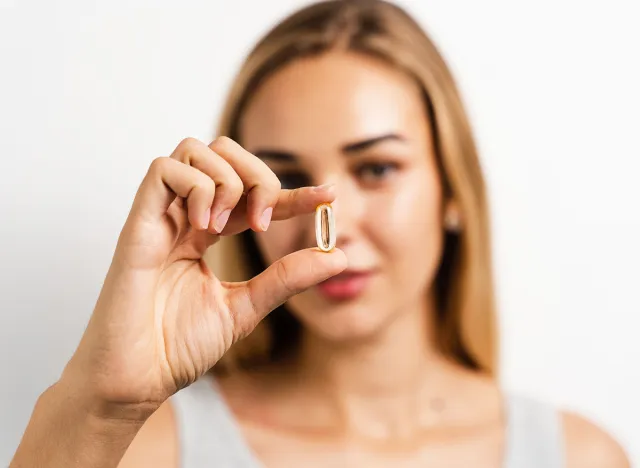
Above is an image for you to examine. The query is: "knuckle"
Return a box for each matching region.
[222,290,241,341]
[241,284,259,320]
[258,175,281,196]
[149,156,170,174]
[275,260,296,297]
[212,135,234,153]
[191,171,214,193]
[179,136,200,150]
[211,173,241,206]
[226,283,260,341]
[226,177,244,199]
[177,137,201,161]
[269,176,282,192]
[232,288,254,340]
[289,187,300,204]
[198,176,216,197]
[256,161,281,191]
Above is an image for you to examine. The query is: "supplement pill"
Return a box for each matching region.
[315,203,336,252]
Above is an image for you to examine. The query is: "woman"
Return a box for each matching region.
[10,1,629,467]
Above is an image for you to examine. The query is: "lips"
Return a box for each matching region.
[315,270,373,300]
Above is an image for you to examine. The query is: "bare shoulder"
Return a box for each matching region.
[118,400,178,468]
[562,411,630,468]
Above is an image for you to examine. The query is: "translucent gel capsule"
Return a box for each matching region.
[315,203,336,252]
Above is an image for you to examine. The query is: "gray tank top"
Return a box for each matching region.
[170,376,564,468]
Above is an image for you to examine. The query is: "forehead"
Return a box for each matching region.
[239,52,429,153]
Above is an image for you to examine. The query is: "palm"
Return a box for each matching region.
[154,259,231,391]
[152,205,236,392]
[99,200,234,403]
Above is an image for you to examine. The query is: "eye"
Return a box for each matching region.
[356,162,399,184]
[275,171,310,190]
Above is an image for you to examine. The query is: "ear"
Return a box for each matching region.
[444,199,462,232]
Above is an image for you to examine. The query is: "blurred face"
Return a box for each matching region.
[240,52,446,341]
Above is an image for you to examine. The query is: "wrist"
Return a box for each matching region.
[10,380,153,468]
[56,355,164,423]
[54,371,161,424]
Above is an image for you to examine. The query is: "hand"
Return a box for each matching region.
[61,136,346,420]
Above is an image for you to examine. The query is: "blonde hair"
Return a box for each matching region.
[206,0,498,375]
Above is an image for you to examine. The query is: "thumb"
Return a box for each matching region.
[227,248,347,337]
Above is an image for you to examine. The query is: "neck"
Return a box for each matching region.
[291,295,457,437]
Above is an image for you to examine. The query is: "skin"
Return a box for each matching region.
[10,52,629,468]
[247,50,445,345]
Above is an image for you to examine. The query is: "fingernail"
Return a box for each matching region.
[201,209,211,230]
[260,207,273,231]
[214,209,231,233]
[313,183,335,192]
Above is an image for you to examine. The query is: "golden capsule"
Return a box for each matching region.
[315,203,336,252]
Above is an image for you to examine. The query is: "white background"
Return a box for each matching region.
[1,0,638,465]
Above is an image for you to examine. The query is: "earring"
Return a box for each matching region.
[444,206,461,232]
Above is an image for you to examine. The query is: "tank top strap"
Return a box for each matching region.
[169,375,262,467]
[503,393,565,468]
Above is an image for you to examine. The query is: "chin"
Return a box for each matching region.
[293,299,394,343]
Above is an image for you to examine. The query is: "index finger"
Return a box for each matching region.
[215,183,336,237]
[272,183,336,221]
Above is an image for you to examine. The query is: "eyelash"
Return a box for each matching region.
[275,161,400,190]
[355,162,400,184]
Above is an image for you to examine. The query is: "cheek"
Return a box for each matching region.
[369,173,444,285]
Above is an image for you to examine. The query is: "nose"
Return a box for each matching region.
[325,180,364,250]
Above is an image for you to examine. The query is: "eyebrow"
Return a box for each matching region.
[254,133,406,163]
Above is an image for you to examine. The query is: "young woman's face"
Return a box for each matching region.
[240,52,447,342]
